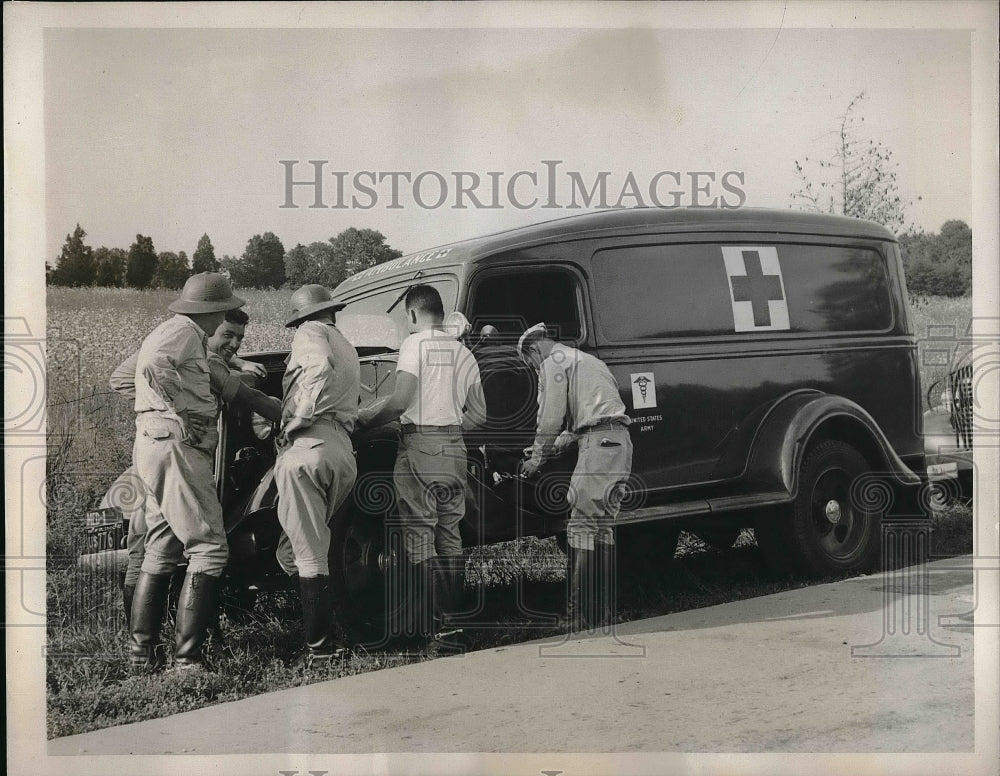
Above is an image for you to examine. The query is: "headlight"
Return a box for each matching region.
[251,413,274,440]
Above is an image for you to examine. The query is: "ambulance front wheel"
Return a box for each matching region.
[328,507,400,647]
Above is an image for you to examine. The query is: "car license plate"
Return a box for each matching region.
[83,508,125,554]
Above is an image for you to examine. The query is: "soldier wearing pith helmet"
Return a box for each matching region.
[129,272,245,672]
[274,284,361,667]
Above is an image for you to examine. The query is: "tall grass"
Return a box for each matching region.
[908,294,974,411]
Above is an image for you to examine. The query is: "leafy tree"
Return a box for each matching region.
[51,224,96,286]
[125,234,158,289]
[284,241,339,288]
[192,233,218,273]
[228,232,286,289]
[899,220,971,297]
[94,246,128,287]
[792,92,919,234]
[153,250,191,290]
[45,262,56,285]
[329,228,402,285]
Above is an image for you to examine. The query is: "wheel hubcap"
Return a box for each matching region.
[811,467,864,560]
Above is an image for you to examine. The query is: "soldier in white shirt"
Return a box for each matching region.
[357,284,487,653]
[518,323,633,632]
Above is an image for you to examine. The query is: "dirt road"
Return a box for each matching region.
[50,556,980,757]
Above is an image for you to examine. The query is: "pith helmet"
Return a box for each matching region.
[517,322,548,364]
[285,284,346,327]
[168,272,246,314]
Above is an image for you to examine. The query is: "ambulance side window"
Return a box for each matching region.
[467,268,582,340]
[466,267,583,435]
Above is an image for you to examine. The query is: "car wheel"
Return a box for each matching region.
[220,582,259,622]
[329,507,401,647]
[786,440,882,577]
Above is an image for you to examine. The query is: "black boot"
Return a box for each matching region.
[123,583,135,630]
[173,571,223,670]
[129,571,172,672]
[594,542,616,630]
[558,545,595,633]
[392,557,434,648]
[426,556,466,657]
[295,575,348,668]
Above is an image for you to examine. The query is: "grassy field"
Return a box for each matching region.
[44,287,974,738]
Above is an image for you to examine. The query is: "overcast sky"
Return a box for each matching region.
[44,24,972,262]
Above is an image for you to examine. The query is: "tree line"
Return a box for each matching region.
[46,227,402,290]
[792,91,971,297]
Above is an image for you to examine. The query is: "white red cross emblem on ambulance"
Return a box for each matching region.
[721,246,790,332]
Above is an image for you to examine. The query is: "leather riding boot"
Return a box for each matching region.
[594,542,616,630]
[173,571,223,670]
[123,583,135,630]
[558,545,595,633]
[394,556,434,645]
[295,575,348,667]
[129,571,172,672]
[426,556,465,657]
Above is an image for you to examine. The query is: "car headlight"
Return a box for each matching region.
[251,412,274,440]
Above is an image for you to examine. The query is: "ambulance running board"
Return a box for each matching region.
[616,491,792,525]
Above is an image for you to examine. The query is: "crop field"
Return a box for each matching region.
[43,287,974,738]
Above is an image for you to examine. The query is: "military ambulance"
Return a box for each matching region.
[175,208,926,640]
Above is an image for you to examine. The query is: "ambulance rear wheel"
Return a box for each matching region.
[787,440,882,577]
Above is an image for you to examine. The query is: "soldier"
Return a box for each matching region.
[275,285,360,667]
[356,284,487,654]
[128,272,246,672]
[110,307,280,626]
[517,323,633,632]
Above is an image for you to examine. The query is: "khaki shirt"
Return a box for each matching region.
[528,343,629,465]
[133,315,217,421]
[112,349,241,407]
[281,321,360,433]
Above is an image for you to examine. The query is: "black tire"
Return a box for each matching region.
[784,440,882,577]
[329,507,400,647]
[220,582,259,622]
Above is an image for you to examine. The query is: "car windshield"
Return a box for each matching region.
[336,277,459,350]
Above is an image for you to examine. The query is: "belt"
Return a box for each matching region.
[137,410,217,425]
[312,416,349,429]
[400,423,462,435]
[578,419,629,434]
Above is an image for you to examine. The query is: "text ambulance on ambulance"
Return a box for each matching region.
[201,207,926,644]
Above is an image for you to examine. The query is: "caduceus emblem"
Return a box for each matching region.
[633,375,652,400]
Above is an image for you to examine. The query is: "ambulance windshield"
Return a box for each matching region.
[336,277,459,351]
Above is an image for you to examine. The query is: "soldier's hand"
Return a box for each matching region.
[519,458,540,479]
[178,411,207,444]
[236,359,267,379]
[554,430,578,453]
